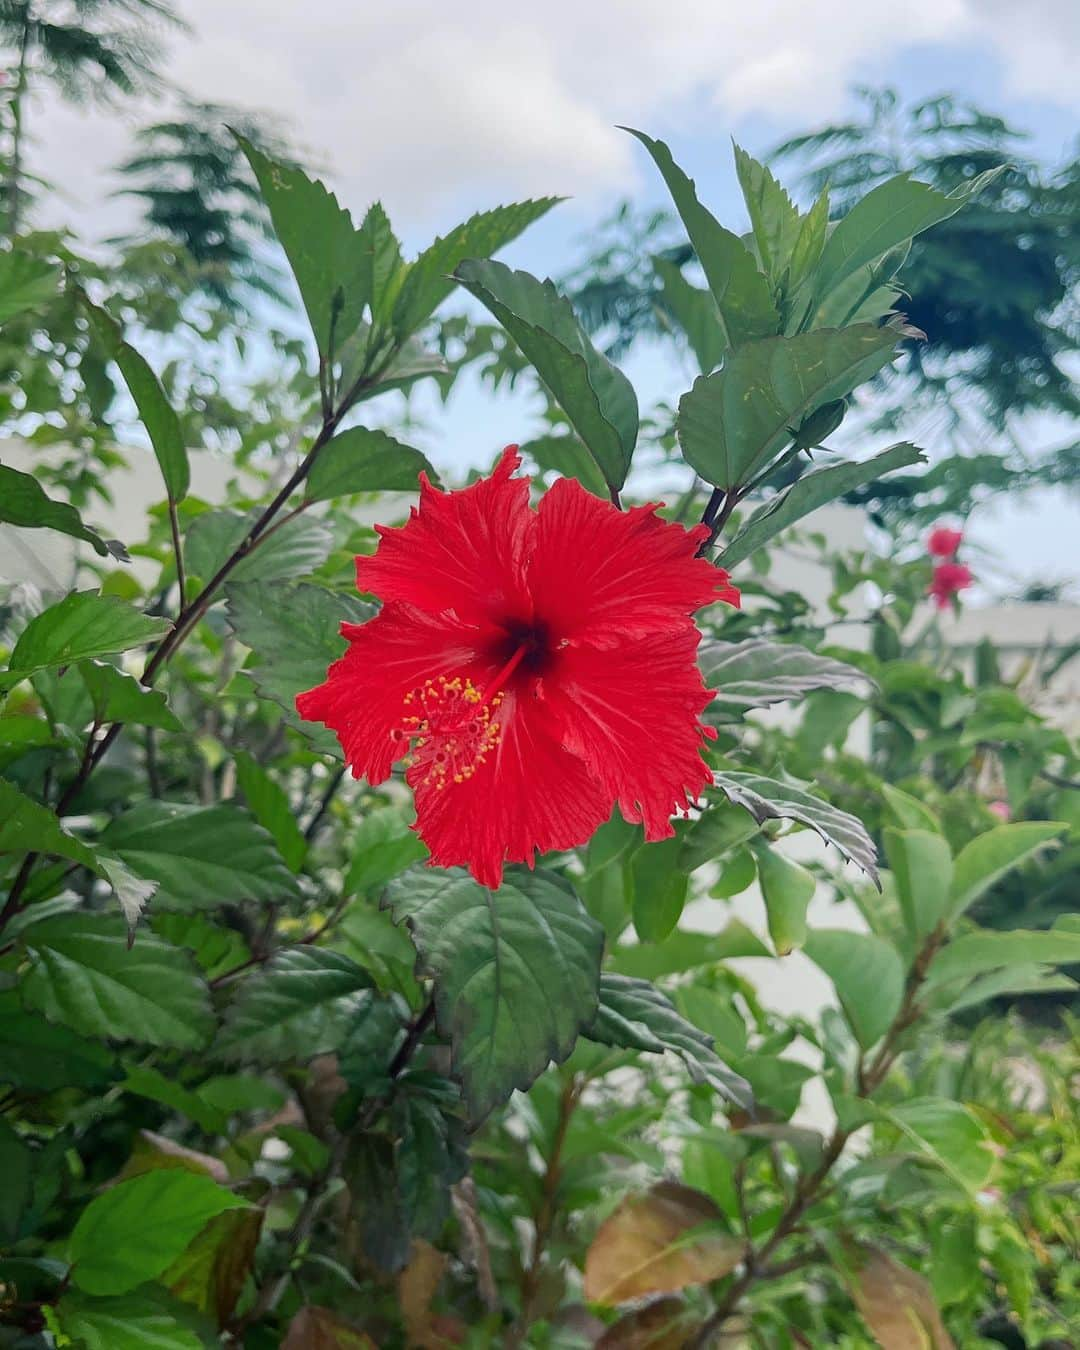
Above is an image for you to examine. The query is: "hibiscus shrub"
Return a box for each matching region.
[1,132,1078,1348]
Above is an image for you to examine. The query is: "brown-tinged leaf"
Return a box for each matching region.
[165,1205,263,1328]
[851,1247,956,1349]
[281,1306,378,1349]
[398,1239,447,1348]
[596,1297,700,1348]
[584,1182,744,1306]
[120,1130,229,1184]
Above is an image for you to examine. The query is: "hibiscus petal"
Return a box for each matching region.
[409,686,611,889]
[540,628,716,840]
[357,445,535,626]
[529,475,738,646]
[295,603,492,784]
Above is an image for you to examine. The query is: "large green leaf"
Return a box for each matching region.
[676,327,901,491]
[0,463,118,558]
[521,434,608,498]
[625,128,778,346]
[710,771,879,883]
[0,1119,31,1245]
[237,137,371,358]
[630,836,688,944]
[225,580,372,719]
[50,1289,212,1350]
[947,822,1066,922]
[79,660,182,732]
[926,923,1080,989]
[884,828,954,942]
[305,426,435,501]
[69,1169,247,1296]
[183,508,332,594]
[699,638,871,712]
[393,197,560,338]
[0,592,170,692]
[803,929,904,1048]
[20,914,214,1050]
[733,143,802,282]
[883,1096,994,1193]
[609,920,770,979]
[216,948,375,1063]
[345,806,427,896]
[234,752,307,873]
[652,258,727,375]
[0,993,118,1091]
[454,258,637,494]
[0,778,99,869]
[717,442,925,568]
[101,801,300,908]
[384,866,604,1121]
[84,301,189,502]
[753,843,815,955]
[586,973,750,1106]
[0,250,58,324]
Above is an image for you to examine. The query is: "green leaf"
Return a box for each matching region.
[50,1288,211,1350]
[101,801,300,909]
[0,250,58,323]
[184,508,331,594]
[0,992,118,1091]
[609,920,770,979]
[753,843,815,954]
[784,187,830,303]
[0,463,117,557]
[1,592,170,692]
[803,929,904,1048]
[586,973,751,1107]
[717,442,925,568]
[216,948,375,1063]
[226,580,373,721]
[522,434,608,498]
[630,836,688,944]
[881,784,941,833]
[733,143,802,281]
[941,964,1076,1015]
[69,1169,247,1295]
[345,806,427,895]
[237,136,370,358]
[20,914,214,1050]
[83,301,189,502]
[926,923,1080,989]
[150,914,250,982]
[355,200,404,325]
[652,258,727,375]
[393,1094,468,1239]
[884,1096,994,1193]
[930,1213,979,1308]
[393,197,560,338]
[79,660,183,732]
[0,1119,32,1245]
[625,128,778,346]
[305,426,435,501]
[0,778,99,870]
[163,1206,263,1329]
[710,771,879,883]
[947,822,1066,922]
[699,639,871,712]
[884,828,954,942]
[234,752,307,873]
[676,327,901,492]
[383,866,604,1121]
[123,1064,226,1135]
[454,257,637,494]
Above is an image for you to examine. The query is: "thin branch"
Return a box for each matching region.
[168,498,187,609]
[302,764,347,842]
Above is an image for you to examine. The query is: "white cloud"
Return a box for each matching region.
[27,0,1080,244]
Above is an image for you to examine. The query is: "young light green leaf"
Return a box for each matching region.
[0,251,58,324]
[884,1096,994,1193]
[233,752,307,873]
[677,327,902,491]
[79,661,182,732]
[926,923,1080,989]
[717,442,925,568]
[305,426,435,501]
[454,258,638,494]
[49,1288,211,1350]
[384,866,604,1122]
[733,142,802,281]
[624,128,778,346]
[0,464,119,558]
[1,592,170,692]
[20,915,213,1050]
[83,301,189,502]
[753,843,816,954]
[216,948,375,1063]
[881,784,941,834]
[947,822,1066,921]
[69,1169,247,1295]
[884,828,954,941]
[356,200,404,325]
[101,800,301,909]
[803,929,904,1048]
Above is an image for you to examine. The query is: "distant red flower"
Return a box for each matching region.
[297,446,739,888]
[929,560,973,609]
[927,526,963,558]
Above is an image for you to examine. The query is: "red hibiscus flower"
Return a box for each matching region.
[297,446,739,888]
[929,560,973,609]
[927,525,963,558]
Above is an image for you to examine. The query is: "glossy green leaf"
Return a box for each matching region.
[0,778,99,869]
[610,920,770,979]
[522,434,608,498]
[717,442,925,568]
[753,843,815,954]
[123,1064,226,1135]
[1,592,170,692]
[20,914,214,1050]
[234,752,307,872]
[0,464,117,557]
[625,128,778,346]
[216,948,375,1063]
[0,250,58,323]
[49,1289,211,1350]
[454,258,637,493]
[150,913,251,982]
[101,801,300,908]
[384,866,603,1121]
[305,426,435,501]
[803,929,904,1048]
[884,828,954,942]
[79,660,183,732]
[884,1096,994,1193]
[677,326,901,491]
[69,1168,247,1295]
[0,993,118,1091]
[631,836,688,944]
[652,257,727,375]
[345,806,427,895]
[700,638,871,712]
[947,822,1066,921]
[184,508,331,594]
